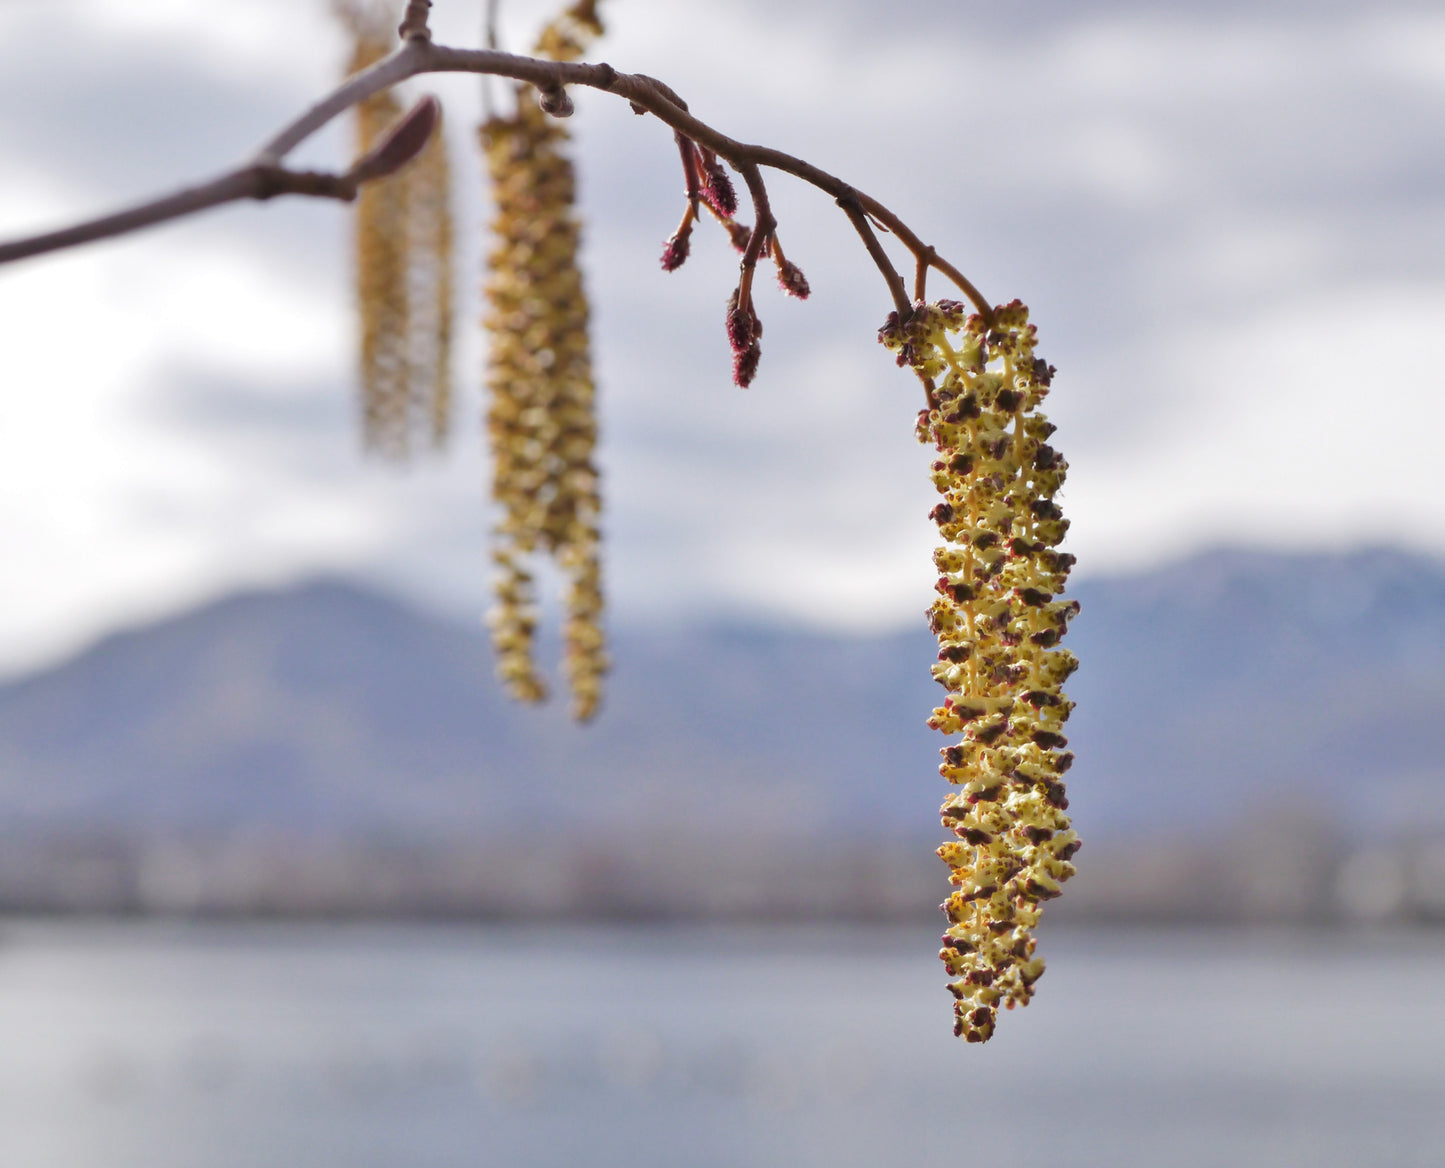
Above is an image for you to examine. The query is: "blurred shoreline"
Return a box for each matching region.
[2,823,1441,927]
[3,550,1443,931]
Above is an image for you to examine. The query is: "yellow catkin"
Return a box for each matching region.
[349,13,408,454]
[481,1,606,720]
[406,122,454,449]
[880,299,1081,1043]
[533,0,604,63]
[341,0,454,459]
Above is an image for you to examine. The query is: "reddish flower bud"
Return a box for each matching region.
[351,95,440,184]
[660,230,691,272]
[700,158,738,217]
[732,340,761,387]
[725,288,758,352]
[776,258,810,299]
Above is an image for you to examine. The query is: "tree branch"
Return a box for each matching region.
[0,167,357,266]
[837,189,910,320]
[0,39,991,317]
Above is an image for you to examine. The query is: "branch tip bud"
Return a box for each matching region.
[725,287,759,351]
[660,230,691,272]
[398,0,433,41]
[732,342,760,388]
[538,85,576,118]
[697,150,738,217]
[776,258,810,299]
[350,94,440,185]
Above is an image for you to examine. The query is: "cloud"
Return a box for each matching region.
[1,0,1444,673]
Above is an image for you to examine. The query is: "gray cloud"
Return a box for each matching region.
[3,0,1444,663]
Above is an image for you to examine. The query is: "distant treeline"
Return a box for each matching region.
[2,823,1443,924]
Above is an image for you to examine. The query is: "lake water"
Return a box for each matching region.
[0,921,1441,1167]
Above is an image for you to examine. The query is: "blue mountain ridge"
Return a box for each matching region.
[0,545,1441,844]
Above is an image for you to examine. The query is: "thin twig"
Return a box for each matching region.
[837,190,910,320]
[914,246,935,303]
[737,163,777,271]
[481,0,500,118]
[0,167,354,265]
[675,134,701,204]
[0,40,992,317]
[257,41,431,162]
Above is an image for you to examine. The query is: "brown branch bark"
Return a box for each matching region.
[837,190,910,320]
[0,39,991,318]
[0,167,356,265]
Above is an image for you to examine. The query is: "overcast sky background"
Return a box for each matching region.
[0,0,1442,677]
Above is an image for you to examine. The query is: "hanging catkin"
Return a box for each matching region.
[406,121,454,448]
[481,1,606,720]
[341,0,454,459]
[881,299,1081,1043]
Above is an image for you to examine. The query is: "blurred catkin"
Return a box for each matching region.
[881,300,1081,1043]
[481,1,606,720]
[341,0,454,459]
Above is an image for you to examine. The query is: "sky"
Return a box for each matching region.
[0,0,1443,676]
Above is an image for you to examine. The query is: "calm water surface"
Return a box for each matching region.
[0,921,1441,1167]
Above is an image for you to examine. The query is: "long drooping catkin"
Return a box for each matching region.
[405,122,453,448]
[350,16,408,453]
[342,1,454,459]
[881,300,1080,1043]
[481,1,606,720]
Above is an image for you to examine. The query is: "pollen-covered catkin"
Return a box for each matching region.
[532,0,603,62]
[481,1,607,720]
[879,299,1080,1043]
[341,0,454,459]
[348,13,407,452]
[406,119,454,448]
